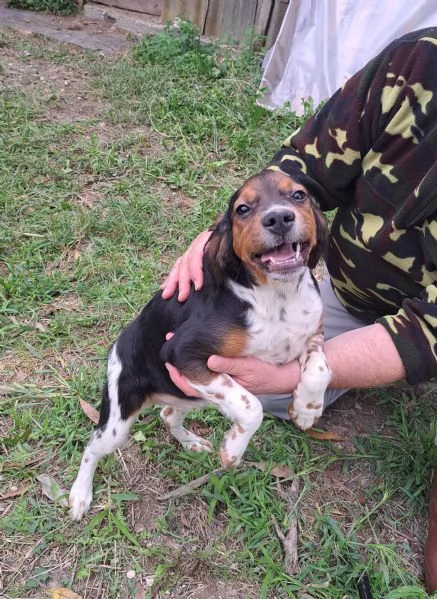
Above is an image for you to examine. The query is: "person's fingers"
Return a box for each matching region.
[176,254,193,302]
[165,362,201,397]
[161,257,181,299]
[161,230,211,302]
[189,230,212,290]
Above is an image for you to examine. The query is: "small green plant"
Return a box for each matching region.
[1,28,434,599]
[7,0,77,15]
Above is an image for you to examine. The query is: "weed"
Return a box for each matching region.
[7,0,77,15]
[0,25,435,599]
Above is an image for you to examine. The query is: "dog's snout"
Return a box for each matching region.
[261,209,295,234]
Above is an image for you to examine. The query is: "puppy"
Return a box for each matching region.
[69,170,331,520]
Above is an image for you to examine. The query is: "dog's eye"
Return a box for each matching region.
[291,190,306,201]
[236,204,251,216]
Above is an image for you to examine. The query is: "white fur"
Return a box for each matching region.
[189,374,264,468]
[229,269,322,364]
[69,268,329,520]
[230,269,331,429]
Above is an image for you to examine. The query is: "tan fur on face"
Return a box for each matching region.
[231,171,319,282]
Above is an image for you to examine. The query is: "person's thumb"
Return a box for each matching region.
[207,355,241,374]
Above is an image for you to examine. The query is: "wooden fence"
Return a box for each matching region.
[90,0,290,47]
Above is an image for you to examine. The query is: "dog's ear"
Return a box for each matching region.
[308,204,329,270]
[205,211,233,286]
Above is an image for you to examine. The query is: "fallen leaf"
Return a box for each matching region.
[37,475,68,506]
[46,587,83,599]
[79,399,100,424]
[306,429,345,441]
[0,485,31,500]
[180,512,190,528]
[270,464,294,478]
[249,462,294,478]
[134,582,146,599]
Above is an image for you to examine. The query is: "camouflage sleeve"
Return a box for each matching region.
[267,43,383,209]
[377,283,437,385]
[268,29,437,385]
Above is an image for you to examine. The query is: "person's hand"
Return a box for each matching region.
[165,362,202,397]
[165,353,301,397]
[161,230,211,302]
[207,355,301,395]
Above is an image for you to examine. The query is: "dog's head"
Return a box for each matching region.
[207,170,328,286]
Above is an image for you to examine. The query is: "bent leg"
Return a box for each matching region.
[258,275,368,420]
[189,373,264,468]
[160,405,213,452]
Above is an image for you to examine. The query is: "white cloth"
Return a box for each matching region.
[258,0,437,115]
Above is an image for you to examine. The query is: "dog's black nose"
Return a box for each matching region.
[261,209,295,234]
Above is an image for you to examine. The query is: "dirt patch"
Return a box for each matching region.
[0,42,109,123]
[0,0,132,52]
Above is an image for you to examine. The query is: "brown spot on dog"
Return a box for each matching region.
[219,448,239,469]
[163,406,174,417]
[84,457,89,463]
[302,309,310,315]
[240,394,251,408]
[214,392,225,399]
[221,376,234,388]
[306,402,322,410]
[189,443,203,452]
[319,365,325,372]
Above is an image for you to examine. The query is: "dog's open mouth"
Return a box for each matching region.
[256,241,310,272]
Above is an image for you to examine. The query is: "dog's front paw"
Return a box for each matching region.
[288,400,323,431]
[69,480,93,521]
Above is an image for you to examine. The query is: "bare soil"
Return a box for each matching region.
[1,11,434,599]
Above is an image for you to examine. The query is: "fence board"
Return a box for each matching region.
[161,0,209,31]
[254,0,272,35]
[266,0,289,48]
[93,0,163,15]
[204,0,257,42]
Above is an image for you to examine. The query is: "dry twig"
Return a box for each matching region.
[273,477,300,575]
[158,468,224,501]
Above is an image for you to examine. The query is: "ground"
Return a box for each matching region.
[1,6,436,599]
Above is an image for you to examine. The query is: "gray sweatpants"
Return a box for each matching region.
[258,275,367,420]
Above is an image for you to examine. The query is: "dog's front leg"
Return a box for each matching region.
[189,374,264,468]
[288,330,331,430]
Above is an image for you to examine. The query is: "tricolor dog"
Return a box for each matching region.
[69,170,331,520]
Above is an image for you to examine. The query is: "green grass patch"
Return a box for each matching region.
[7,0,77,15]
[0,24,436,599]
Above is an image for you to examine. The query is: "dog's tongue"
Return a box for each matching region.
[260,243,296,264]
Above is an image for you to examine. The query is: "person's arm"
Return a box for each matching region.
[165,322,406,397]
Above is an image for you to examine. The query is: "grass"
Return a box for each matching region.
[0,22,436,599]
[7,0,78,16]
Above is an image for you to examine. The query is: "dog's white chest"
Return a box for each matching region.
[230,272,322,364]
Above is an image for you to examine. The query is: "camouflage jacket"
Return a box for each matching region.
[269,28,437,385]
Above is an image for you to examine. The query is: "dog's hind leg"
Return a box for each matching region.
[69,345,140,521]
[160,404,213,452]
[189,374,264,469]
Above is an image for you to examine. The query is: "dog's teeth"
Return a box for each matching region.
[295,242,301,258]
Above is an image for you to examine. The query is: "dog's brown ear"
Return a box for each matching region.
[308,205,329,270]
[205,212,233,286]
